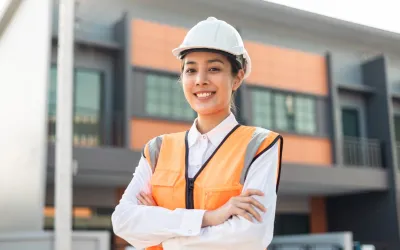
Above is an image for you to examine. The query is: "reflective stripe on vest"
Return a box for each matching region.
[143,125,283,250]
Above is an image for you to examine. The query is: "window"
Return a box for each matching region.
[295,96,316,134]
[342,108,360,138]
[252,90,272,128]
[274,93,295,131]
[251,88,317,134]
[145,73,195,120]
[48,66,103,146]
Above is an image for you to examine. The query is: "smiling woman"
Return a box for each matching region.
[112,17,283,250]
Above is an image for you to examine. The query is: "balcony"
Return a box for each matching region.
[343,137,383,168]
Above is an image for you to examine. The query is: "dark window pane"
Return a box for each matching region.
[47,66,103,147]
[342,108,360,137]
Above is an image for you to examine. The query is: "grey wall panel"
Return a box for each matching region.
[276,196,310,214]
[47,145,141,189]
[131,69,146,116]
[113,13,131,147]
[46,187,117,207]
[315,97,330,136]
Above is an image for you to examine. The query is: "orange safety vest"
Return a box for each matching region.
[143,125,283,250]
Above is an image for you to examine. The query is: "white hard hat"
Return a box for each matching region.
[172,17,252,79]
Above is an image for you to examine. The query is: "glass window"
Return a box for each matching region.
[274,93,295,131]
[295,96,316,134]
[251,90,272,129]
[342,108,360,138]
[74,69,103,146]
[145,72,195,120]
[48,67,103,147]
[251,88,316,134]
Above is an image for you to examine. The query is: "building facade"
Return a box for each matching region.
[39,0,400,249]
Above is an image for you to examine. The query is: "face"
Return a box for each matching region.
[181,51,244,116]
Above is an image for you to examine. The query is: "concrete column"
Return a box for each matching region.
[0,0,53,232]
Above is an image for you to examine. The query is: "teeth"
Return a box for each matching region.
[197,92,212,98]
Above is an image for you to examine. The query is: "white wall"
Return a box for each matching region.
[0,0,53,232]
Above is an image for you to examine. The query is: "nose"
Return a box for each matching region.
[195,70,209,86]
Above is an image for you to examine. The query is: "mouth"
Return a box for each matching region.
[194,91,216,99]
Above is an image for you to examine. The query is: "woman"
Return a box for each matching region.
[112,17,283,250]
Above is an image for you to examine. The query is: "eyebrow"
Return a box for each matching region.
[185,59,225,65]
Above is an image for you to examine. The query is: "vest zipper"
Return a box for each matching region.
[187,178,195,209]
[184,124,241,209]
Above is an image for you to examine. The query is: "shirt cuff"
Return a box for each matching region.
[178,209,206,236]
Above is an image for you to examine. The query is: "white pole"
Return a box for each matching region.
[55,0,75,249]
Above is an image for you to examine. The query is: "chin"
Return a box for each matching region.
[193,106,226,116]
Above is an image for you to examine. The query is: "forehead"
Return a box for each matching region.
[183,51,228,63]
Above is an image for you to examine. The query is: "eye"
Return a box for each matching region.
[185,68,196,74]
[209,67,220,72]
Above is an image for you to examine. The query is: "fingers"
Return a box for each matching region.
[143,192,156,206]
[236,202,262,222]
[137,193,146,205]
[136,192,156,206]
[242,196,266,212]
[241,189,264,197]
[234,207,253,222]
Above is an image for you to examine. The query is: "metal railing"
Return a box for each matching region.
[47,110,125,148]
[269,242,343,250]
[343,136,383,168]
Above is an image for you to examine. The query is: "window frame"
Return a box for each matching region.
[136,68,196,122]
[250,86,318,135]
[48,65,106,146]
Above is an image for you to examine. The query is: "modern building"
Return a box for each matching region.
[2,0,400,249]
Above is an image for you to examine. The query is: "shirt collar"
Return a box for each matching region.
[187,113,239,148]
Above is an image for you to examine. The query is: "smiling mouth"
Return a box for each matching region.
[194,92,216,98]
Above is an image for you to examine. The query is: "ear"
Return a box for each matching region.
[232,69,245,91]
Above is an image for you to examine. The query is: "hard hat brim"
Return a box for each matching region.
[172,46,243,58]
[172,46,252,79]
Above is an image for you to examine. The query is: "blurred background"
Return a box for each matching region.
[1,0,400,250]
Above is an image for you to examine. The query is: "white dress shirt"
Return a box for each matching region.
[111,113,280,250]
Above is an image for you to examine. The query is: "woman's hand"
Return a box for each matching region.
[202,189,266,227]
[137,191,157,206]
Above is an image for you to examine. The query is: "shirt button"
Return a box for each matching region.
[188,230,192,234]
[202,135,207,139]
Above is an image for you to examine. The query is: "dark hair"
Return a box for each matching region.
[179,48,244,114]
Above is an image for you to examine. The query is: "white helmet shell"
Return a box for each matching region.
[172,17,252,79]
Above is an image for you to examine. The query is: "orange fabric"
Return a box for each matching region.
[144,126,281,250]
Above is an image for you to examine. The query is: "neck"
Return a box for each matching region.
[196,109,231,134]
